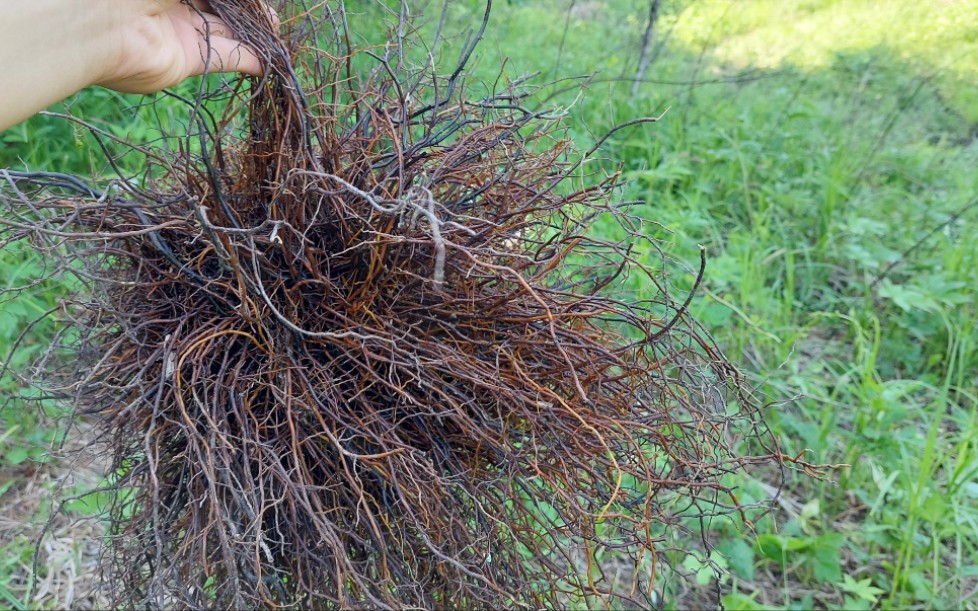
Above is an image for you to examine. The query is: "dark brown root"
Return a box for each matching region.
[0,1,791,608]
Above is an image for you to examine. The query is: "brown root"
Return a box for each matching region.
[0,1,787,608]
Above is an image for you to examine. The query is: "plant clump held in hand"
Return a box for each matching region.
[1,1,792,608]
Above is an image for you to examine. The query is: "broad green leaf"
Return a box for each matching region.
[811,533,844,583]
[755,533,811,564]
[719,538,756,581]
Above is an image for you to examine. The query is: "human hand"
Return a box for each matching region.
[97,0,277,94]
[0,0,279,131]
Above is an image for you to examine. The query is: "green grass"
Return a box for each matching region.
[2,0,978,608]
[468,1,978,608]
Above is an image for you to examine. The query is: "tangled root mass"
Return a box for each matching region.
[0,1,793,608]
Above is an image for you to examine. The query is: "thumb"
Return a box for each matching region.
[191,34,264,77]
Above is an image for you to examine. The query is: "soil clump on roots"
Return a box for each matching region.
[1,1,795,608]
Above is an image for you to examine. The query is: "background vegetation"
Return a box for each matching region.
[2,0,976,608]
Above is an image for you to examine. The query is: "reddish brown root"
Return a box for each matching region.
[0,1,787,608]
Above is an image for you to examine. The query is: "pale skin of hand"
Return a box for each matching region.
[0,0,269,131]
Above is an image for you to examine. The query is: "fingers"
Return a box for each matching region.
[175,3,280,79]
[185,1,281,34]
[174,8,266,78]
[195,36,265,77]
[266,6,282,31]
